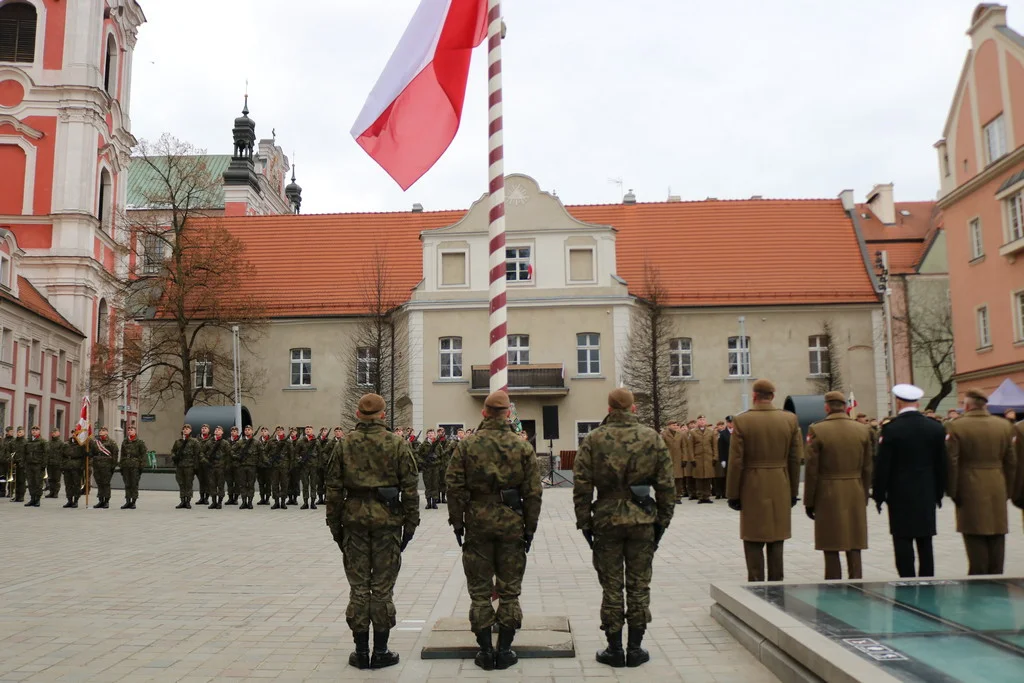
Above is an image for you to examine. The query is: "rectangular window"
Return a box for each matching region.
[0,255,10,289]
[142,233,164,275]
[977,306,991,349]
[54,408,64,433]
[30,339,40,372]
[1016,291,1024,342]
[195,359,213,389]
[808,335,831,376]
[576,333,601,375]
[505,246,532,282]
[440,251,467,286]
[1008,191,1024,243]
[969,218,984,259]
[356,346,378,386]
[26,403,36,429]
[0,401,7,430]
[576,421,601,445]
[984,115,1007,164]
[290,348,311,387]
[58,350,66,379]
[728,336,751,377]
[669,337,693,379]
[568,248,595,283]
[438,423,463,438]
[439,337,463,379]
[508,334,530,365]
[0,328,10,364]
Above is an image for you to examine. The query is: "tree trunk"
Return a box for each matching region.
[925,379,954,412]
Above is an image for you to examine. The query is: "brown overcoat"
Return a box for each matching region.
[690,427,717,479]
[804,413,872,551]
[725,405,803,542]
[1013,421,1024,529]
[946,409,1015,536]
[661,428,686,479]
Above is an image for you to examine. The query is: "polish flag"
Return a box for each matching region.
[846,390,858,415]
[351,0,488,190]
[74,396,91,446]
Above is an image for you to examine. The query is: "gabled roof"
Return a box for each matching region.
[0,277,84,337]
[859,201,939,274]
[126,155,232,209]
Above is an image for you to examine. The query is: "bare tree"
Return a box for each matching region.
[892,287,956,411]
[812,319,844,394]
[92,134,267,417]
[621,260,687,431]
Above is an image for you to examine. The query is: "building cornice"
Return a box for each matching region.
[953,360,1024,383]
[937,146,1024,208]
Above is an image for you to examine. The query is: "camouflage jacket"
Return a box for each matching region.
[12,436,26,465]
[22,436,47,467]
[226,437,242,466]
[325,418,420,534]
[119,437,148,469]
[572,410,675,532]
[417,438,443,470]
[196,436,213,464]
[93,437,118,462]
[201,437,230,467]
[293,435,319,468]
[233,437,260,468]
[171,437,200,468]
[63,441,87,470]
[46,438,69,467]
[446,418,543,537]
[266,436,292,471]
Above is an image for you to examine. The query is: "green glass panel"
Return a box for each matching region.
[879,583,1024,633]
[881,635,1024,683]
[788,586,952,635]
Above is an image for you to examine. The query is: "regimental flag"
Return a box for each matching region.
[350,0,488,190]
[846,390,858,416]
[73,396,91,446]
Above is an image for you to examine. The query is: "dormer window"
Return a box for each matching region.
[0,253,10,290]
[0,2,37,64]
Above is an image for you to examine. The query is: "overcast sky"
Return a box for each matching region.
[130,0,986,214]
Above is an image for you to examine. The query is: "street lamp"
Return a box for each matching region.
[874,251,895,416]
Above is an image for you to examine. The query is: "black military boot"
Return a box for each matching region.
[258,495,269,505]
[93,499,103,509]
[24,497,34,506]
[494,626,518,669]
[208,497,217,510]
[184,498,192,509]
[370,629,400,669]
[271,498,280,509]
[596,629,625,667]
[625,625,650,667]
[70,498,78,508]
[440,492,447,504]
[310,499,317,510]
[128,498,137,509]
[63,497,74,509]
[300,501,309,510]
[348,631,371,670]
[121,499,131,509]
[280,498,288,510]
[176,496,187,509]
[473,628,495,670]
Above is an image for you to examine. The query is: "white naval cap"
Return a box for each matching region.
[892,384,925,402]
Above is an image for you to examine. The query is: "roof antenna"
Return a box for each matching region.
[608,177,624,202]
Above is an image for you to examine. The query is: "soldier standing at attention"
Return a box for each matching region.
[62,436,85,508]
[1,426,11,498]
[204,425,230,509]
[46,428,63,498]
[325,393,419,670]
[172,424,198,509]
[419,429,442,509]
[684,421,697,499]
[287,427,301,505]
[690,416,717,504]
[11,426,26,502]
[661,421,686,505]
[294,425,319,510]
[316,427,331,505]
[90,426,118,509]
[225,426,241,506]
[437,428,450,504]
[573,388,673,668]
[804,392,873,580]
[872,384,947,577]
[726,379,803,582]
[446,390,542,671]
[196,424,212,505]
[945,389,1016,575]
[22,426,47,507]
[118,425,147,509]
[268,426,291,510]
[233,425,259,509]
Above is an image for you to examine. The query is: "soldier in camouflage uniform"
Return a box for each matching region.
[316,427,331,504]
[573,388,675,668]
[62,437,86,508]
[292,426,318,510]
[268,426,292,509]
[446,390,542,671]
[437,428,451,504]
[118,425,147,509]
[46,427,63,498]
[225,426,241,505]
[91,426,118,509]
[1,426,12,498]
[203,425,231,509]
[172,424,199,509]
[325,394,419,670]
[418,429,442,509]
[22,426,47,507]
[195,424,212,505]
[233,425,260,509]
[11,426,26,502]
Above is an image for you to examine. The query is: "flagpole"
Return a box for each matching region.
[486,0,508,394]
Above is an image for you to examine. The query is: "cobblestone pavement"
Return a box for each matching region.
[0,488,1021,682]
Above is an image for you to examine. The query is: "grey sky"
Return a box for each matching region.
[131,0,983,214]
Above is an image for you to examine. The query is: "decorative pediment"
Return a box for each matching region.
[0,114,43,140]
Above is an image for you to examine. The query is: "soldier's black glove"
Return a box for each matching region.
[582,529,594,549]
[791,497,798,508]
[727,499,741,512]
[400,528,415,552]
[523,534,533,553]
[805,507,815,520]
[653,523,665,549]
[453,527,464,548]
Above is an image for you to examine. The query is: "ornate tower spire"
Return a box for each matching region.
[285,154,302,215]
[223,92,261,193]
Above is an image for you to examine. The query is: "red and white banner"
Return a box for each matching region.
[351,0,488,190]
[846,390,858,415]
[73,396,91,446]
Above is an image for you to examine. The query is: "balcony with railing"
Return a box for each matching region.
[469,363,569,396]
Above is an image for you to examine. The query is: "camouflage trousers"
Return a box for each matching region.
[176,465,194,497]
[62,468,82,501]
[299,466,319,503]
[317,466,326,501]
[593,524,655,632]
[342,525,403,632]
[237,466,256,497]
[225,464,237,499]
[121,465,141,499]
[207,466,225,498]
[196,462,209,499]
[47,462,61,496]
[26,464,45,499]
[462,529,527,632]
[91,458,114,501]
[271,467,289,500]
[422,466,441,500]
[257,466,271,499]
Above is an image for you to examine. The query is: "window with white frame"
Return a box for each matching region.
[969,218,984,259]
[728,336,751,377]
[195,358,213,389]
[0,3,37,63]
[1008,190,1024,243]
[356,346,378,386]
[505,246,532,282]
[0,400,8,430]
[290,348,311,387]
[439,337,463,379]
[440,250,467,286]
[669,337,693,379]
[1015,291,1024,342]
[54,407,64,433]
[808,335,831,376]
[0,327,10,364]
[977,306,991,348]
[984,115,1007,165]
[576,421,601,445]
[26,403,36,429]
[142,233,164,274]
[0,254,10,289]
[58,349,66,379]
[508,334,530,365]
[30,339,39,372]
[576,333,601,375]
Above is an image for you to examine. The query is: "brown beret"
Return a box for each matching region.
[752,379,775,394]
[965,389,988,403]
[824,391,845,403]
[608,388,634,410]
[357,393,387,415]
[484,390,511,410]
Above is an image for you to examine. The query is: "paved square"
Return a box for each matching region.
[0,488,1020,682]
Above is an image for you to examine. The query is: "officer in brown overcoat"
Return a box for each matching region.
[725,379,803,581]
[1013,419,1024,529]
[683,422,695,499]
[690,416,717,504]
[945,388,1016,575]
[661,422,687,504]
[804,391,873,580]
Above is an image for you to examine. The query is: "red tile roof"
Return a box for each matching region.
[859,201,939,274]
[0,277,84,336]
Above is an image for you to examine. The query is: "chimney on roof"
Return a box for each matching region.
[411,203,423,213]
[667,194,681,202]
[750,195,763,200]
[866,183,895,225]
[623,189,636,205]
[838,189,855,212]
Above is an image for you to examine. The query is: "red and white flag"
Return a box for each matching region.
[846,390,858,415]
[351,0,488,190]
[73,396,91,446]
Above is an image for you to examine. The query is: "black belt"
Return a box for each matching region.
[597,491,631,500]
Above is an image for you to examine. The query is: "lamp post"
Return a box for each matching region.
[232,325,242,429]
[874,251,895,416]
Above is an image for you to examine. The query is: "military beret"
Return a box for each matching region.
[334,426,344,431]
[97,425,107,431]
[357,393,387,415]
[965,389,988,403]
[230,425,239,431]
[824,390,846,403]
[752,379,775,394]
[201,423,210,429]
[608,388,634,410]
[275,425,284,431]
[484,390,511,410]
[16,425,23,430]
[30,425,39,430]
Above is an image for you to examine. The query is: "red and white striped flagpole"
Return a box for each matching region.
[486,0,508,394]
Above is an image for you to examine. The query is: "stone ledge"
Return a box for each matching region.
[420,615,575,659]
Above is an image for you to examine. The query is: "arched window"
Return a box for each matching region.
[103,33,117,97]
[98,168,112,227]
[97,299,109,345]
[0,2,37,63]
